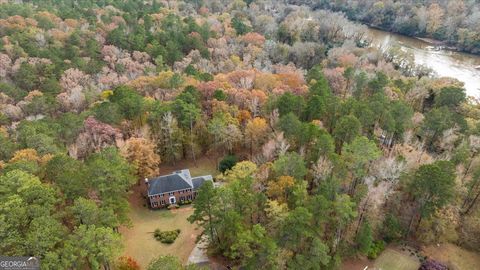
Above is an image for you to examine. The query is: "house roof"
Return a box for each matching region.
[147,170,213,196]
[148,173,192,195]
[192,175,213,191]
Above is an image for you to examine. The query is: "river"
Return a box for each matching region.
[367,28,480,98]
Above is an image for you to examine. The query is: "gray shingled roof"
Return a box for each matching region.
[192,175,213,191]
[148,173,192,195]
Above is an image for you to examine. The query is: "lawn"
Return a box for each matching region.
[423,243,480,270]
[120,156,217,268]
[158,155,219,178]
[120,200,200,268]
[373,248,420,270]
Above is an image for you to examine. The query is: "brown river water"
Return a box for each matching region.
[367,28,480,97]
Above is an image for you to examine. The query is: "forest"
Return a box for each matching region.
[0,0,479,270]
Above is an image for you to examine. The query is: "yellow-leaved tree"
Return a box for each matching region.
[121,137,161,182]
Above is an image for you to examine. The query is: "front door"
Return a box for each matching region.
[169,196,176,204]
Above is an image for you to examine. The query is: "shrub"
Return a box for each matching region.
[367,240,385,259]
[154,229,181,244]
[115,255,141,270]
[419,259,448,270]
[167,204,179,210]
[219,155,237,173]
[179,200,192,205]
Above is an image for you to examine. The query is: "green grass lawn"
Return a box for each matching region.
[374,248,420,270]
[120,202,200,269]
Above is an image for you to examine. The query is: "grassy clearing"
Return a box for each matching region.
[374,248,420,270]
[423,243,480,270]
[120,202,200,268]
[159,155,220,177]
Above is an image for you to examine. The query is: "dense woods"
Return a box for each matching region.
[0,0,479,269]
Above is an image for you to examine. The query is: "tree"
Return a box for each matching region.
[279,195,336,270]
[245,117,268,156]
[86,147,136,224]
[305,94,327,121]
[70,197,118,228]
[45,155,87,200]
[278,113,303,147]
[342,136,381,195]
[356,221,373,255]
[367,72,388,95]
[272,152,307,180]
[110,85,145,122]
[222,161,257,182]
[174,87,201,164]
[276,92,305,117]
[232,16,251,35]
[389,101,413,139]
[56,112,85,145]
[434,86,466,109]
[408,161,456,233]
[188,181,218,243]
[93,102,123,125]
[267,176,295,203]
[64,225,122,270]
[239,225,279,269]
[159,112,183,164]
[208,113,242,155]
[462,167,480,215]
[0,132,15,161]
[333,115,361,153]
[426,3,445,34]
[122,137,161,180]
[0,170,61,257]
[382,213,404,243]
[421,107,456,150]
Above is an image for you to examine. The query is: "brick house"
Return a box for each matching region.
[145,169,213,208]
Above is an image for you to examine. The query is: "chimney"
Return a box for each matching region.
[145,178,149,187]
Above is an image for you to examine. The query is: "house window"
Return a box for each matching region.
[161,200,165,205]
[160,194,163,197]
[169,192,174,196]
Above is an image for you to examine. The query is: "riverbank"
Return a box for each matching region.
[367,27,480,97]
[366,25,467,54]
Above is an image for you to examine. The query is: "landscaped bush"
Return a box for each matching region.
[154,229,181,244]
[418,259,448,270]
[367,240,386,259]
[167,204,180,210]
[219,155,237,173]
[178,200,192,205]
